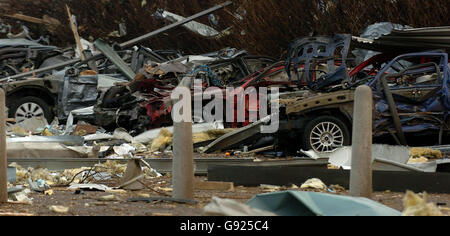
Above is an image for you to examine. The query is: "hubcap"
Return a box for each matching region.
[15,103,45,123]
[310,122,344,152]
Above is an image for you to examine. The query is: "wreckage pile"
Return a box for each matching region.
[0,0,449,57]
[0,0,450,217]
[0,14,448,169]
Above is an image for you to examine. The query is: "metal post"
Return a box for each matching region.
[350,85,373,198]
[0,89,7,203]
[172,77,194,200]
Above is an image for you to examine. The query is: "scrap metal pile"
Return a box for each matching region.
[0,2,448,176]
[2,2,450,218]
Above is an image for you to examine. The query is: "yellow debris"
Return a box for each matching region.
[328,164,340,170]
[155,187,173,192]
[42,128,54,136]
[80,70,98,76]
[410,148,443,160]
[8,163,54,184]
[150,128,173,152]
[49,205,69,214]
[132,142,148,153]
[402,191,443,216]
[94,161,127,177]
[138,193,151,198]
[407,157,429,164]
[192,129,235,144]
[301,178,327,191]
[149,128,235,152]
[11,126,30,136]
[98,195,120,202]
[106,189,127,194]
[439,207,450,212]
[73,129,87,136]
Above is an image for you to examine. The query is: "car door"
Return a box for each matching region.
[370,53,449,143]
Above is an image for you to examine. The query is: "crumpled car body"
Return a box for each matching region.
[281,51,450,152]
[93,52,276,134]
[0,38,68,78]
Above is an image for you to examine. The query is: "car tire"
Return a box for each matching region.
[303,116,351,153]
[8,96,54,123]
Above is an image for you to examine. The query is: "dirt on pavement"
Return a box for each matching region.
[1,175,450,216]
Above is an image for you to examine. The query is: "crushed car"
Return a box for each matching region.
[93,49,276,135]
[0,38,70,78]
[279,50,450,153]
[0,45,178,123]
[202,33,450,154]
[1,2,234,125]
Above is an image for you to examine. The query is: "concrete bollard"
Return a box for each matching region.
[0,89,7,203]
[350,85,373,198]
[171,77,194,200]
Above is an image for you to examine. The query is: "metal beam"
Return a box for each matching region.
[119,1,233,49]
[94,39,136,80]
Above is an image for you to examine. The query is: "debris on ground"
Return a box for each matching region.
[402,191,444,216]
[49,205,69,214]
[329,185,346,193]
[97,195,121,202]
[300,178,328,191]
[409,148,444,164]
[259,184,282,193]
[150,128,173,152]
[68,184,111,192]
[8,188,32,204]
[0,0,449,217]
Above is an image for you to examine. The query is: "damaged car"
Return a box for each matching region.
[279,51,450,153]
[202,34,449,155]
[0,38,71,78]
[1,43,184,123]
[93,49,276,134]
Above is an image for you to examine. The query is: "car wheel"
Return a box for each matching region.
[9,96,54,123]
[303,116,351,153]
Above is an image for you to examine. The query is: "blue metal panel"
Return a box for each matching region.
[7,167,16,183]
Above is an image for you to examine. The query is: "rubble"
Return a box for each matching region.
[11,116,48,134]
[300,178,328,191]
[97,194,121,202]
[410,148,443,160]
[7,159,158,189]
[151,128,173,153]
[0,1,449,217]
[259,184,282,193]
[49,205,69,214]
[68,184,111,192]
[402,191,444,216]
